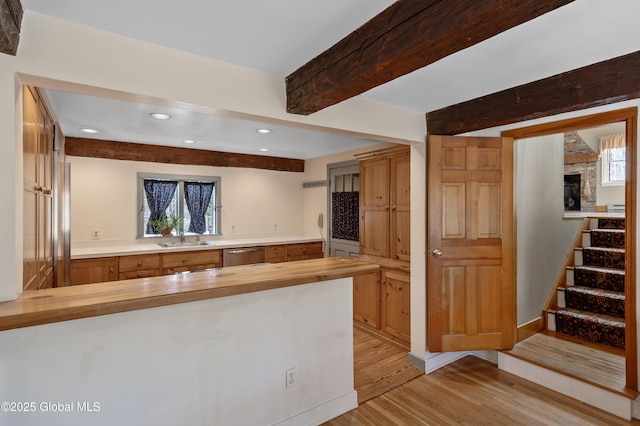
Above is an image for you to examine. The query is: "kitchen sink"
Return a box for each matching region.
[158,241,215,248]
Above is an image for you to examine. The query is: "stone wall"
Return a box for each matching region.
[564,131,597,212]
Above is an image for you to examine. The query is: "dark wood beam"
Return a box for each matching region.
[286,0,575,115]
[427,50,640,135]
[0,0,22,56]
[65,138,305,173]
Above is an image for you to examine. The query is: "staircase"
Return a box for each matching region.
[547,217,626,349]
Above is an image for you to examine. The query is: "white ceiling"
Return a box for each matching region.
[22,0,640,159]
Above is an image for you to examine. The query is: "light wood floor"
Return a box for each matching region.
[353,326,423,404]
[325,355,640,425]
[503,332,635,397]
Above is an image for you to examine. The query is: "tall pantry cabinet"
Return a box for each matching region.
[354,146,411,348]
[23,86,55,290]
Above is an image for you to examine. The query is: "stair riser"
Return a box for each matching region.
[555,312,625,349]
[597,218,626,230]
[589,230,625,249]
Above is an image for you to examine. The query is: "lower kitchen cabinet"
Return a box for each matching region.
[286,241,324,262]
[161,250,221,275]
[70,257,118,285]
[353,256,410,349]
[71,241,323,286]
[118,254,161,280]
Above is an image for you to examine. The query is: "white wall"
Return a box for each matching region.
[0,278,356,426]
[69,156,304,244]
[515,135,584,324]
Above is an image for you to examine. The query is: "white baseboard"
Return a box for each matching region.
[424,350,468,374]
[499,352,633,420]
[408,351,426,372]
[470,350,498,364]
[273,390,358,426]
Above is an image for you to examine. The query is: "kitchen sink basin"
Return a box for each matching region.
[158,241,215,248]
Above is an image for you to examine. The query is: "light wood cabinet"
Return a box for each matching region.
[161,250,221,275]
[70,257,118,285]
[23,86,54,291]
[353,271,380,329]
[355,147,411,346]
[352,258,410,349]
[357,146,410,260]
[380,269,410,344]
[70,241,321,286]
[286,241,324,262]
[265,245,286,263]
[118,254,161,280]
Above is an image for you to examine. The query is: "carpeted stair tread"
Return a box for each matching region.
[564,286,625,318]
[555,308,625,349]
[581,247,625,270]
[589,229,625,249]
[573,266,625,292]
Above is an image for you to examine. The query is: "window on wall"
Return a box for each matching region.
[601,146,626,185]
[137,173,221,237]
[599,133,626,186]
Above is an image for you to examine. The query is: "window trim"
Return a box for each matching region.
[600,146,626,186]
[137,172,221,238]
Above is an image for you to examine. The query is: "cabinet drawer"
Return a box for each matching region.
[70,257,118,285]
[265,245,286,263]
[162,250,221,268]
[119,269,161,280]
[119,254,161,272]
[286,242,323,258]
[163,263,219,275]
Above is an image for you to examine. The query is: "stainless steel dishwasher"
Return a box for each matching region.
[222,246,265,267]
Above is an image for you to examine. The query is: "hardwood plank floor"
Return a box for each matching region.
[503,332,635,397]
[325,356,640,425]
[354,326,423,404]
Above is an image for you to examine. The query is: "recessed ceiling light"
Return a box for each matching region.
[259,148,269,152]
[80,128,99,134]
[149,112,171,120]
[183,139,196,144]
[256,128,272,134]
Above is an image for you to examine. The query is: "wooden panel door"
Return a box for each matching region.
[427,135,515,352]
[391,153,411,261]
[360,158,390,257]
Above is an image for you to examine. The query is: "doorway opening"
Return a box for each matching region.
[503,107,637,393]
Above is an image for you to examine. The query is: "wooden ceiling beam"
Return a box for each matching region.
[0,0,22,56]
[286,0,575,116]
[426,50,640,135]
[65,138,305,173]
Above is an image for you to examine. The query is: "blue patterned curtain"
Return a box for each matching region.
[184,182,214,234]
[144,179,178,234]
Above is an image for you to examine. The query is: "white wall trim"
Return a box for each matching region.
[424,351,469,374]
[273,390,357,426]
[408,352,426,372]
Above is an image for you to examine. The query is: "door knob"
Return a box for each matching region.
[432,249,443,257]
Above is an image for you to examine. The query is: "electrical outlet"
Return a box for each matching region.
[273,224,278,231]
[285,367,296,389]
[92,229,100,240]
[231,225,236,233]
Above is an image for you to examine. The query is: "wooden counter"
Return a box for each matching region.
[0,257,378,332]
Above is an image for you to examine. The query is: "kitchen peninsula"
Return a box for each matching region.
[0,257,377,425]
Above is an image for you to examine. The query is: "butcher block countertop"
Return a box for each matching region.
[0,257,378,332]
